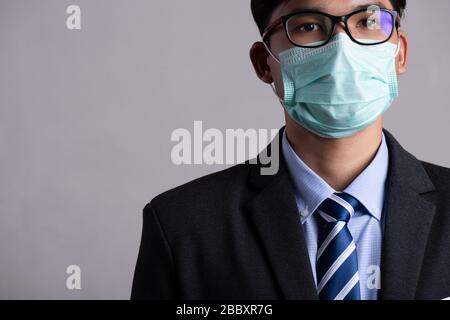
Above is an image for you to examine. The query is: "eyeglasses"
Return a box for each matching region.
[262,7,399,59]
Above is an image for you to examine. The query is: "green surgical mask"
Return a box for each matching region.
[274,33,400,139]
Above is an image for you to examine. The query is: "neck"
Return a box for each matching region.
[284,115,384,191]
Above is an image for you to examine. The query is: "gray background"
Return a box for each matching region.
[0,0,449,299]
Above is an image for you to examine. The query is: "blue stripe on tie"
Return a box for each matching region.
[318,198,351,221]
[316,227,353,280]
[319,250,359,299]
[343,280,361,300]
[335,192,362,213]
[316,192,361,300]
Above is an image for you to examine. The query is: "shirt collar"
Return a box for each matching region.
[282,130,389,223]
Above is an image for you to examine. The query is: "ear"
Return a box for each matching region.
[249,42,274,84]
[396,30,409,75]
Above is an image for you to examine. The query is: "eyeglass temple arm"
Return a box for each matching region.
[262,17,283,41]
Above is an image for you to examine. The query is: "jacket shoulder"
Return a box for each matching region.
[421,161,450,199]
[149,163,253,215]
[421,161,450,186]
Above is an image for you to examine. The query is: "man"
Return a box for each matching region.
[132,0,450,300]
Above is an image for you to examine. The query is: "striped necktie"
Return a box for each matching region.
[316,192,361,300]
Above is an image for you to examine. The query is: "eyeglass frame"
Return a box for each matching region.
[262,7,400,50]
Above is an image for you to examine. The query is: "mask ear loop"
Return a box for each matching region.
[394,38,401,57]
[394,27,402,58]
[269,83,283,103]
[261,40,284,102]
[262,40,280,64]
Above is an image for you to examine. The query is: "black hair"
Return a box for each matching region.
[251,0,407,35]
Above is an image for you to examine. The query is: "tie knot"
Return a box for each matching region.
[317,192,360,223]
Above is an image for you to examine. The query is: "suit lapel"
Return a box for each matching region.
[379,130,436,300]
[245,129,318,300]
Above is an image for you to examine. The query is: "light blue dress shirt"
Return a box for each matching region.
[281,130,389,300]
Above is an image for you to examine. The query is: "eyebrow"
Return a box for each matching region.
[285,1,389,16]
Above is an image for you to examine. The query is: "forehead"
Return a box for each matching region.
[270,0,395,23]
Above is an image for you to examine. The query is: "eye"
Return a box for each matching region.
[357,17,379,29]
[297,23,321,32]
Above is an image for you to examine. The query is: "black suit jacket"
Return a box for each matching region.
[131,128,450,300]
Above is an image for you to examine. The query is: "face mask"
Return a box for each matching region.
[273,33,400,139]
